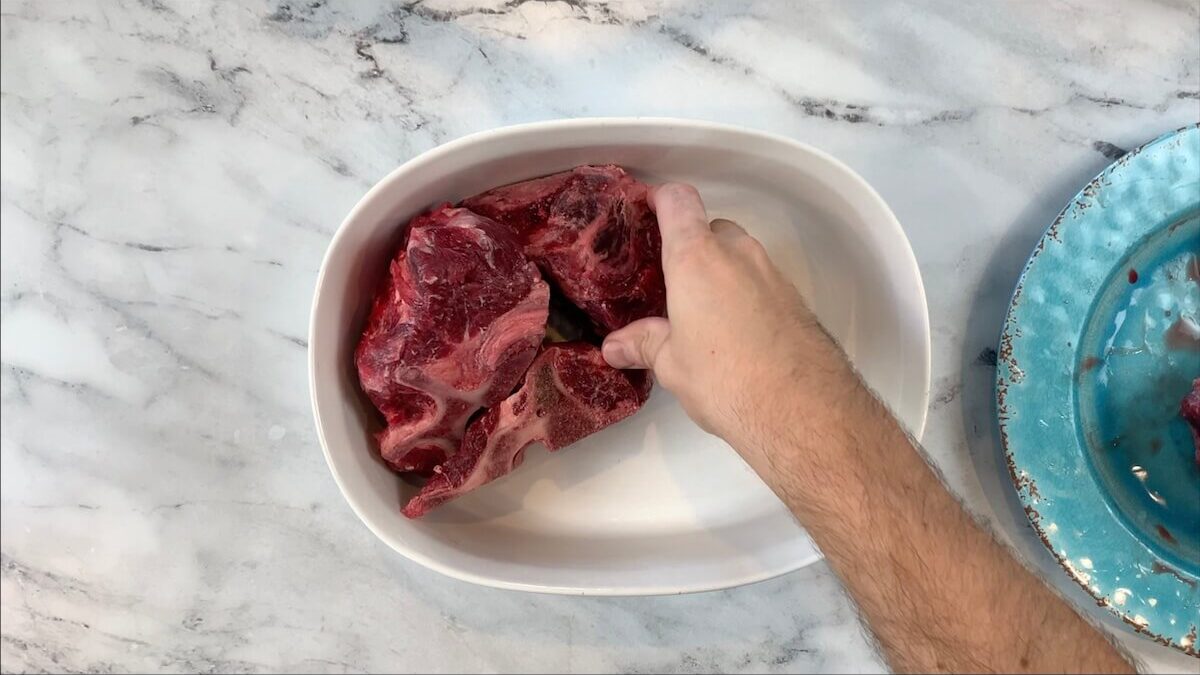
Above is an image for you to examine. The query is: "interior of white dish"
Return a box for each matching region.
[309,119,930,593]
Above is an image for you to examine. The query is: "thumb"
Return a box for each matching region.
[601,317,671,369]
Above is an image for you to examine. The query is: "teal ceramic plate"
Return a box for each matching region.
[998,125,1200,654]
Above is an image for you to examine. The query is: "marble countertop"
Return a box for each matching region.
[2,0,1198,672]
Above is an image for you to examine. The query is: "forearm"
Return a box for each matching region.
[600,182,1133,672]
[729,330,1133,673]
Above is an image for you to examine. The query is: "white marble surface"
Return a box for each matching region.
[2,0,1198,672]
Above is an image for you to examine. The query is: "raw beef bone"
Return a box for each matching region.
[402,343,652,518]
[463,165,666,333]
[355,206,550,475]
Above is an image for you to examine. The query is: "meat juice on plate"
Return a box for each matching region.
[1076,214,1200,570]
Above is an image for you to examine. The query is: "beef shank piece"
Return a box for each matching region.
[402,342,652,518]
[355,205,549,475]
[463,165,666,333]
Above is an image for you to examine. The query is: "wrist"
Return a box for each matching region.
[722,332,858,454]
[719,355,879,518]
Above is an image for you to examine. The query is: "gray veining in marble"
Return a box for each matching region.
[2,0,1199,672]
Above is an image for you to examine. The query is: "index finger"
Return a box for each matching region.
[648,183,711,258]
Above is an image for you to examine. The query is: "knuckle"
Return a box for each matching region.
[639,323,671,360]
[735,235,771,262]
[660,182,700,200]
[710,218,741,234]
[670,237,719,267]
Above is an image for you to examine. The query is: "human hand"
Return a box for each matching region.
[601,183,845,448]
[601,184,1135,675]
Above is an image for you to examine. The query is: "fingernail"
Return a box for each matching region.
[602,341,633,368]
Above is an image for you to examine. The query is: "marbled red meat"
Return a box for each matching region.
[402,343,651,518]
[463,165,666,333]
[356,166,666,516]
[1182,378,1200,466]
[355,206,549,474]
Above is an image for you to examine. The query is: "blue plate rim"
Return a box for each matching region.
[996,123,1200,655]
